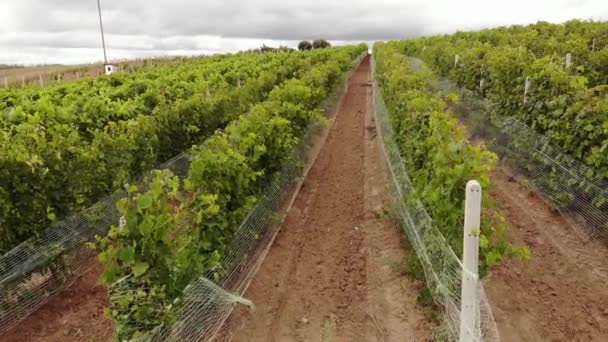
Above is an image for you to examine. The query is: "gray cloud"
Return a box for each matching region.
[7,0,429,40]
[1,0,607,64]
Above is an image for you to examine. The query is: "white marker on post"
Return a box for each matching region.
[104,64,114,75]
[460,180,482,342]
[454,54,460,67]
[565,53,572,69]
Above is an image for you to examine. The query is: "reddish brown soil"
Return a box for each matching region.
[485,167,608,342]
[6,56,608,342]
[227,57,431,341]
[0,261,113,342]
[1,57,430,342]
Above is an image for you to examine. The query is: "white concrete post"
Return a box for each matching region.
[479,79,485,92]
[454,54,460,67]
[565,53,572,69]
[460,180,481,342]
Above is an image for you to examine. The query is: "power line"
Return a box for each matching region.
[96,0,108,64]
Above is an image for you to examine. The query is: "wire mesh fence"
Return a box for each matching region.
[140,131,310,341]
[136,52,367,342]
[371,57,499,342]
[0,153,191,334]
[407,53,608,257]
[446,87,608,258]
[0,52,366,339]
[109,52,368,341]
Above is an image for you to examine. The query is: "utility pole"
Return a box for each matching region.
[97,0,108,64]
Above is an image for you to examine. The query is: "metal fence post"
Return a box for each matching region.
[460,180,481,342]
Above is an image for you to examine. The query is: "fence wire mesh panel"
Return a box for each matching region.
[141,137,306,341]
[0,52,365,340]
[371,57,499,342]
[450,88,608,258]
[132,52,366,342]
[0,153,191,334]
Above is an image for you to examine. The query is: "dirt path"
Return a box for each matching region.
[227,57,431,342]
[2,57,431,342]
[484,167,608,342]
[0,261,113,342]
[408,53,608,342]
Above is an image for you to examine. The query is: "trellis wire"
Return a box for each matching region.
[371,56,499,342]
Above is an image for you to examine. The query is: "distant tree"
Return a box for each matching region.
[298,40,313,51]
[260,44,274,52]
[257,44,294,53]
[279,46,295,53]
[312,39,331,49]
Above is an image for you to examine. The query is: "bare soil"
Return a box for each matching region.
[0,261,113,342]
[227,57,432,342]
[485,167,608,342]
[1,57,431,342]
[419,50,608,342]
[9,54,606,342]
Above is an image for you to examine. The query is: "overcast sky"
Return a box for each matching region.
[0,0,607,65]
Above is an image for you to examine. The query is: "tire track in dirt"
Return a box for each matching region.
[228,57,431,342]
[485,168,608,342]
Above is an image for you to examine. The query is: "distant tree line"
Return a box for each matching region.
[242,40,331,55]
[298,39,331,51]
